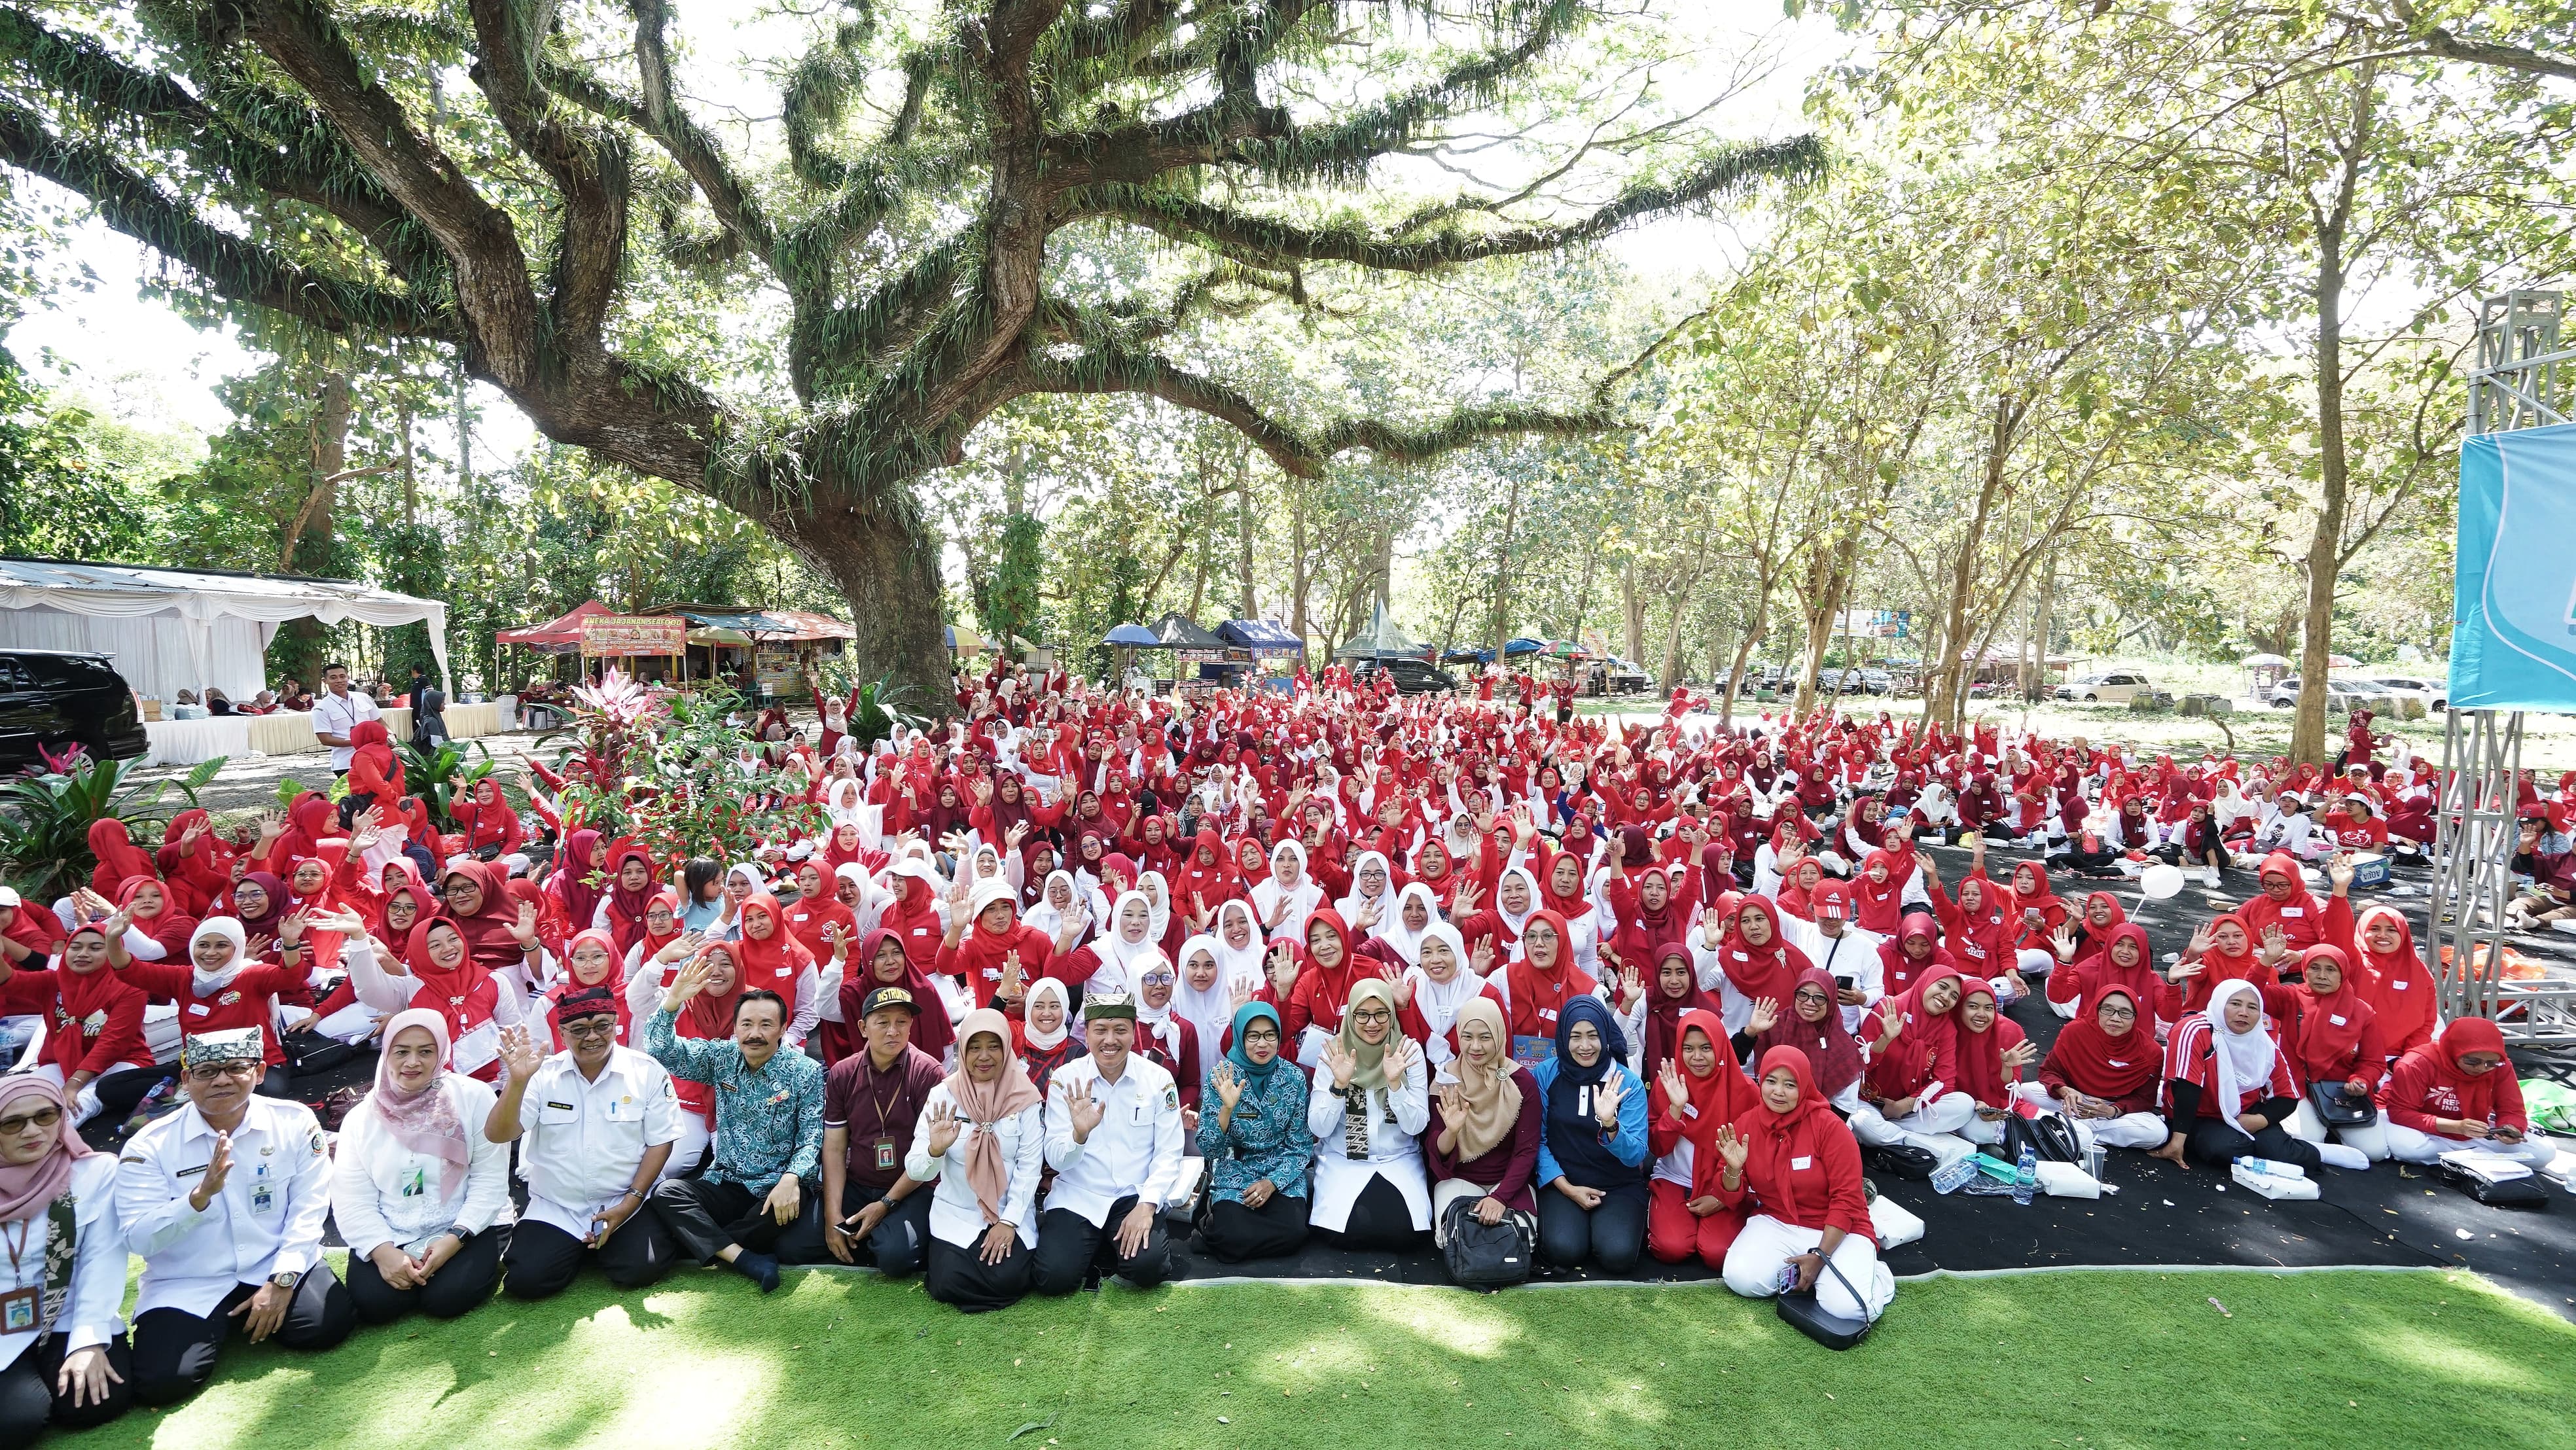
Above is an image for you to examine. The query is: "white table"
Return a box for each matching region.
[141,716,256,767]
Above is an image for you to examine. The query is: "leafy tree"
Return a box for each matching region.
[0,1,1816,711]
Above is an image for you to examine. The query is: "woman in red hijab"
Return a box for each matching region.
[1850,966,1977,1151]
[1712,1046,1891,1324]
[538,927,632,1050]
[1753,966,1866,1113]
[2042,891,2132,1018]
[1616,942,1723,1086]
[86,818,158,900]
[1705,895,1806,1029]
[2276,944,2393,1156]
[114,875,196,961]
[2034,987,2170,1150]
[2374,1017,2558,1169]
[834,927,957,1065]
[1643,1006,1756,1269]
[1874,908,1957,1003]
[734,891,819,1049]
[1946,980,2034,1148]
[153,807,230,916]
[597,843,662,957]
[2334,904,2437,1060]
[1486,907,1598,1046]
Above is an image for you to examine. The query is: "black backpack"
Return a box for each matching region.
[2005,1112,2084,1166]
[1440,1198,1532,1289]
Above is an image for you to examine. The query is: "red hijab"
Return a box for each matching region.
[1732,1046,1871,1236]
[1753,965,1864,1100]
[839,926,957,1061]
[2288,944,2374,1084]
[545,927,632,1042]
[2043,987,2158,1101]
[1640,942,1721,1083]
[1714,895,1804,1006]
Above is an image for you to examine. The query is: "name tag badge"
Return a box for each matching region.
[2109,1059,2130,1068]
[2392,980,2408,990]
[252,1184,274,1214]
[0,1287,35,1333]
[2281,907,2304,917]
[187,1004,211,1016]
[2329,1014,2347,1026]
[874,1138,897,1171]
[1791,1156,1814,1170]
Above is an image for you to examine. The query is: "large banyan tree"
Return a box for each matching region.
[0,1,1817,703]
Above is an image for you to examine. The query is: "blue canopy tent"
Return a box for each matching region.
[1444,637,1546,663]
[1218,618,1304,657]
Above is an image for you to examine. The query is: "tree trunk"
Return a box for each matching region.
[1933,396,2015,730]
[787,489,957,713]
[2290,84,2371,765]
[1655,536,1711,691]
[1236,458,1257,620]
[2022,549,2056,702]
[1795,530,1860,716]
[1568,532,1597,644]
[273,370,353,685]
[1622,562,1645,665]
[1289,482,1311,641]
[1491,469,1526,662]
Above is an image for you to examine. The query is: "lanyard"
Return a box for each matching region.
[0,1220,26,1279]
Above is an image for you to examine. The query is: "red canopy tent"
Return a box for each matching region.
[497,599,615,654]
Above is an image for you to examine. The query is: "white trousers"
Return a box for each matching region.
[2380,1123,2556,1168]
[662,1111,712,1180]
[2287,1101,2391,1160]
[2017,1086,2170,1151]
[2015,949,2056,978]
[315,1000,383,1045]
[1721,1214,1893,1322]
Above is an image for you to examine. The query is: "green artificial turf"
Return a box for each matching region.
[65,1265,2575,1450]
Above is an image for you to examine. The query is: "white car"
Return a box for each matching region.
[2363,675,2447,713]
[2054,671,2156,704]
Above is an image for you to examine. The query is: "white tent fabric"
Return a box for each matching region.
[0,558,448,704]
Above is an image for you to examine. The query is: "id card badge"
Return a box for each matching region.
[873,1138,897,1172]
[252,1165,274,1215]
[1510,1034,1556,1066]
[0,1288,34,1333]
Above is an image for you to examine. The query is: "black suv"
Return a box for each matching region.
[1353,656,1459,695]
[0,649,150,770]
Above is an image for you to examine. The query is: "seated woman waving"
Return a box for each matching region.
[1530,995,1649,1274]
[1645,1006,1757,1270]
[331,1009,510,1324]
[907,1009,1046,1313]
[1304,980,1430,1248]
[1424,997,1541,1259]
[1194,1002,1315,1264]
[1715,1047,1893,1324]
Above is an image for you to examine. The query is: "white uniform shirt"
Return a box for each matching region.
[1042,1053,1185,1226]
[904,1086,1044,1250]
[513,1046,684,1238]
[330,1073,511,1258]
[0,1154,124,1368]
[310,687,381,771]
[1303,1053,1431,1233]
[115,1097,332,1317]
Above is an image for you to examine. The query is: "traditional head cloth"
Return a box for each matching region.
[365,1008,471,1199]
[554,985,621,1022]
[2204,978,2280,1141]
[182,1026,263,1067]
[0,1076,91,1223]
[1082,991,1137,1022]
[1443,995,1523,1161]
[1022,978,1073,1050]
[1333,978,1401,1091]
[1223,1000,1287,1082]
[1755,966,1864,1099]
[946,1007,1043,1226]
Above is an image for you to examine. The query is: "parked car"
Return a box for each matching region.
[0,649,151,771]
[2054,671,2157,704]
[1601,656,1653,694]
[2265,673,2372,709]
[1352,656,1459,696]
[2363,675,2448,713]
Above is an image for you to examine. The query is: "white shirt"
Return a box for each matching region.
[331,1073,510,1257]
[511,1046,684,1239]
[115,1097,333,1317]
[1042,1053,1185,1226]
[310,686,381,770]
[1303,1053,1431,1232]
[904,1086,1044,1250]
[0,1154,124,1368]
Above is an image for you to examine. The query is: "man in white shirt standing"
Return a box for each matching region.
[1778,880,1887,1034]
[485,993,685,1300]
[1033,995,1183,1294]
[308,660,380,777]
[112,1029,354,1406]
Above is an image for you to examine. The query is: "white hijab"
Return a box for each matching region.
[1022,978,1071,1051]
[1139,870,1173,943]
[187,917,249,995]
[1401,921,1483,1066]
[2204,979,2280,1141]
[1212,898,1269,982]
[1249,840,1322,942]
[1333,850,1398,932]
[1024,869,1079,940]
[1088,889,1163,995]
[1170,934,1240,1063]
[1374,881,1443,966]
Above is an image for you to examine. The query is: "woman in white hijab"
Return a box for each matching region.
[1250,840,1322,944]
[1064,890,1163,997]
[1370,882,1443,967]
[1401,921,1485,1069]
[1024,869,1081,942]
[1211,899,1269,986]
[1170,934,1253,1067]
[1334,851,1399,935]
[1137,870,1175,947]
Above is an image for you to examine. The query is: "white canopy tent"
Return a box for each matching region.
[0,557,448,703]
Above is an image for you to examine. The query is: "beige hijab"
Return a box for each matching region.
[1444,996,1523,1161]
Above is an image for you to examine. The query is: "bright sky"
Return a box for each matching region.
[5,2,1847,465]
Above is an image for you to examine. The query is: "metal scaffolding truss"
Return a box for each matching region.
[2431,287,2576,1050]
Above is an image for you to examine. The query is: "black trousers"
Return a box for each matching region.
[130,1264,355,1407]
[1537,1186,1648,1273]
[648,1175,827,1265]
[833,1182,933,1276]
[84,1065,168,1123]
[1197,1194,1311,1263]
[0,1333,133,1445]
[2180,1118,2322,1171]
[344,1230,505,1324]
[1315,1175,1423,1251]
[1031,1194,1174,1294]
[925,1234,1035,1313]
[501,1216,679,1300]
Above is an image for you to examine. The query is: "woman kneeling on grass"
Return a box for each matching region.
[907,1010,1045,1313]
[1715,1047,1893,1323]
[1193,1002,1315,1263]
[332,1009,511,1324]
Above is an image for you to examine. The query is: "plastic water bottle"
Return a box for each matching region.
[2234,1156,2307,1180]
[2012,1142,2038,1205]
[1931,1155,1977,1195]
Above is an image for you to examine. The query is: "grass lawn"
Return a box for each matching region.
[67,1265,2573,1450]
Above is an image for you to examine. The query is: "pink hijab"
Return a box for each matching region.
[365,1008,471,1200]
[0,1076,90,1222]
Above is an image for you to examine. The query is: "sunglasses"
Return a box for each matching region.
[0,1107,62,1135]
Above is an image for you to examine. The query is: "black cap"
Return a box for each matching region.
[859,985,920,1019]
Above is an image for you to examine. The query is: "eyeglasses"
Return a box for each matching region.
[0,1107,61,1135]
[1793,989,1833,1006]
[1349,1008,1393,1025]
[564,1019,618,1040]
[1140,971,1175,986]
[186,1062,258,1082]
[2096,1004,2136,1019]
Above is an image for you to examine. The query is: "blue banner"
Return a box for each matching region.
[2452,422,2576,711]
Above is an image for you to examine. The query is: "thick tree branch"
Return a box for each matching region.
[463,0,628,351]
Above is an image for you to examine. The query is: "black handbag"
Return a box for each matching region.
[1865,1143,1939,1180]
[1776,1259,1880,1350]
[2003,1112,2083,1165]
[2432,1158,2552,1209]
[1440,1197,1532,1289]
[2307,1081,2377,1128]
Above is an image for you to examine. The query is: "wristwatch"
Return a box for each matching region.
[446,1223,475,1243]
[269,1269,302,1290]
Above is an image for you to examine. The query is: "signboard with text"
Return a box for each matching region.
[581,614,685,656]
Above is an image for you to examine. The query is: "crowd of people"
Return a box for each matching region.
[0,656,2558,1439]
